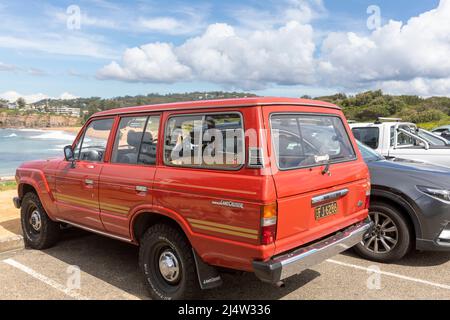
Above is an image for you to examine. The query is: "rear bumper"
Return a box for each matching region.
[253,219,373,284]
[13,197,21,209]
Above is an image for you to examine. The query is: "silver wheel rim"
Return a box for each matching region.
[29,210,42,232]
[158,250,180,283]
[362,211,398,254]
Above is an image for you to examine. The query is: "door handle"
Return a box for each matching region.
[136,186,148,193]
[85,179,94,186]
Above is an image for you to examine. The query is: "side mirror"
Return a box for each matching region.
[64,145,74,161]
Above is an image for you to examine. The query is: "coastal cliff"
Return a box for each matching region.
[0,112,80,128]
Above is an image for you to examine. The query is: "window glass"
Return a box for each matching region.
[138,116,160,165]
[352,127,379,149]
[391,125,423,147]
[112,116,147,164]
[164,113,244,169]
[77,118,114,162]
[417,129,447,146]
[271,114,356,170]
[111,116,160,165]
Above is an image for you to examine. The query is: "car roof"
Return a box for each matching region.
[350,121,415,128]
[92,97,340,118]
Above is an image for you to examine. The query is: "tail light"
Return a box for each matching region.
[365,182,371,210]
[260,203,277,245]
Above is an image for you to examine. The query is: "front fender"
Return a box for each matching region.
[17,168,57,220]
[371,187,423,239]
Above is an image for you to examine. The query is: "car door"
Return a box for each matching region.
[55,117,115,230]
[99,114,161,238]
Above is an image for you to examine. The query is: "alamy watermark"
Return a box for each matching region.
[366,265,382,290]
[367,5,381,30]
[67,5,81,30]
[66,265,81,291]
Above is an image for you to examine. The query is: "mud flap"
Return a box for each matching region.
[192,249,223,290]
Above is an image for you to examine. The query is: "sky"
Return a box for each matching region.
[0,0,448,103]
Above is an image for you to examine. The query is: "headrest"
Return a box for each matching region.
[127,130,153,147]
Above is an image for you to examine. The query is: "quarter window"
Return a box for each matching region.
[164,113,244,169]
[75,118,114,162]
[111,116,160,165]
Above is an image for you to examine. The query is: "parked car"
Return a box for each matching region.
[355,141,450,262]
[13,97,372,300]
[432,125,450,142]
[350,119,450,168]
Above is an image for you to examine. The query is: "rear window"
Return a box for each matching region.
[352,127,380,149]
[271,114,356,170]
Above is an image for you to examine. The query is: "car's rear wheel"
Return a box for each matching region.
[354,202,411,262]
[139,223,200,300]
[20,192,61,249]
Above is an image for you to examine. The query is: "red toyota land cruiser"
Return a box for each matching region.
[13,97,372,300]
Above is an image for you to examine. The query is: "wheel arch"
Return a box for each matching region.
[371,186,423,239]
[130,209,193,245]
[18,182,38,198]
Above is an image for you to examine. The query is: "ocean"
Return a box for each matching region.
[0,128,76,177]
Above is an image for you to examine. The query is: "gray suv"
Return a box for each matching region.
[356,141,450,262]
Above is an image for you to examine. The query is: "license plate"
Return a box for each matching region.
[314,202,338,220]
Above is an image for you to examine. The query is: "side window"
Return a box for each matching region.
[394,126,416,147]
[164,113,244,169]
[76,118,114,162]
[139,116,160,165]
[111,115,160,165]
[352,127,379,149]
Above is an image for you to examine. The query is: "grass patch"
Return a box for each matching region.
[417,116,450,130]
[0,181,17,191]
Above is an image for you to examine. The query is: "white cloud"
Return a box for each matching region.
[93,0,450,96]
[137,16,204,35]
[378,77,450,97]
[59,92,78,100]
[97,21,316,89]
[0,91,78,103]
[97,42,192,82]
[319,0,450,90]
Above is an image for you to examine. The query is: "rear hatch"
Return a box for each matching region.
[266,111,370,255]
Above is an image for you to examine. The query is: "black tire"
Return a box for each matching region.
[139,224,200,300]
[354,202,411,262]
[20,192,61,250]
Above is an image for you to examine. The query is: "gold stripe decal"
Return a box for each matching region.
[187,218,258,240]
[55,193,129,215]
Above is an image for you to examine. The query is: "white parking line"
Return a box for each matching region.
[2,258,90,300]
[327,259,450,291]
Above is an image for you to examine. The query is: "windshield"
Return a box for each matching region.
[271,114,356,170]
[357,140,384,162]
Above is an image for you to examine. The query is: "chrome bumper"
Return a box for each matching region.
[253,219,373,284]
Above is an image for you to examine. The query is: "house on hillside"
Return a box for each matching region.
[47,105,81,117]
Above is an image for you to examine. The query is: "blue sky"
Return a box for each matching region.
[0,0,447,102]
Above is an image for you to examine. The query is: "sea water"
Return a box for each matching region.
[0,128,76,177]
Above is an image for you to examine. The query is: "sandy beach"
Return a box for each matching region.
[43,126,82,134]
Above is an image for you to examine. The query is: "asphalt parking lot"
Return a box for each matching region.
[0,229,449,300]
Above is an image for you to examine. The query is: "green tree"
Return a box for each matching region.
[17,97,26,109]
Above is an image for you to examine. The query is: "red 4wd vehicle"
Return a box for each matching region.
[13,97,372,300]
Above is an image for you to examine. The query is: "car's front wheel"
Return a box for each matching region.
[139,223,201,300]
[354,202,412,262]
[20,192,61,249]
